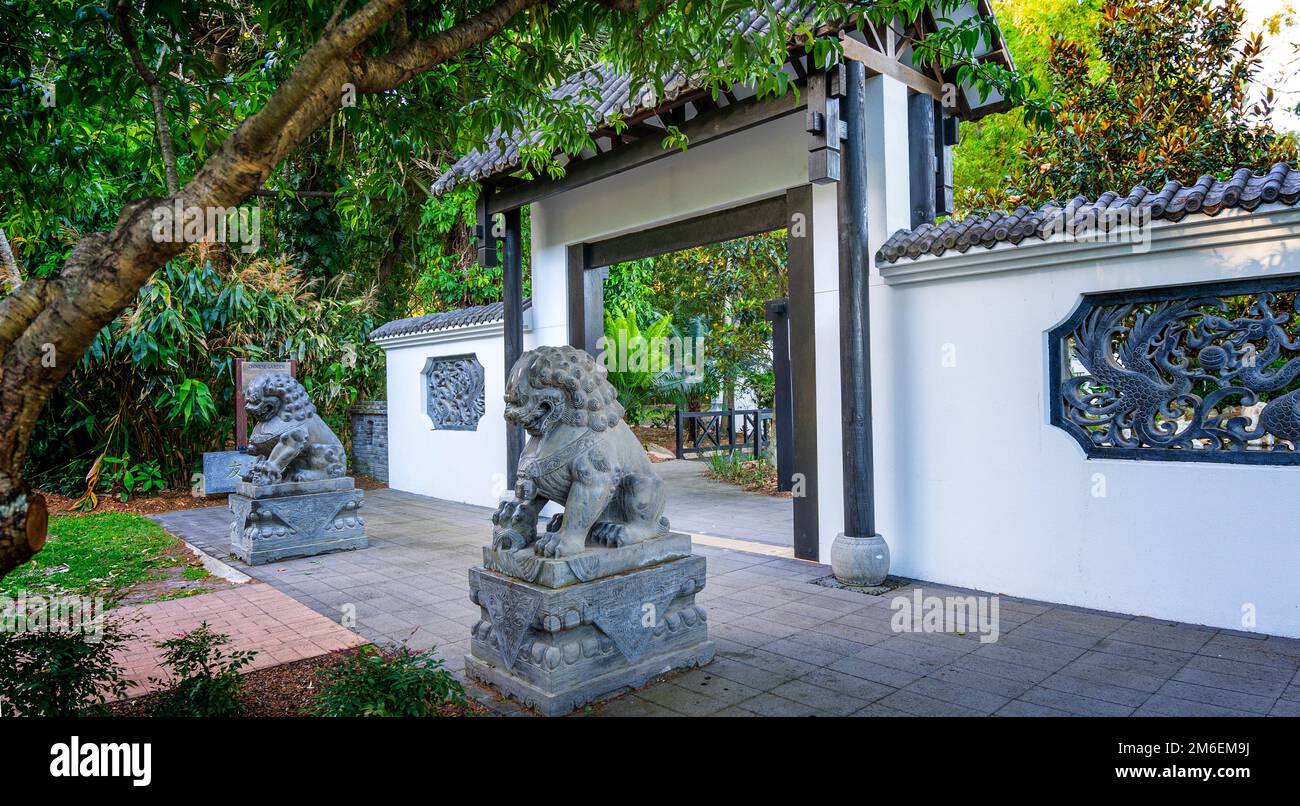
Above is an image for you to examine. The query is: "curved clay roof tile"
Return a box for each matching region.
[876,164,1299,265]
[1148,181,1181,218]
[1262,162,1289,203]
[1221,168,1253,206]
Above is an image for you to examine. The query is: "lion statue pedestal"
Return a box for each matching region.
[463,346,714,716]
[227,373,368,565]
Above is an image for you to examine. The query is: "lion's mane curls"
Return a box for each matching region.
[249,373,318,422]
[524,345,624,432]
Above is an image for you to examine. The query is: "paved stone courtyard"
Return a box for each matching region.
[154,489,1300,716]
[656,459,793,547]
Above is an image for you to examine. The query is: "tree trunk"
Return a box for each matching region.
[0,0,549,579]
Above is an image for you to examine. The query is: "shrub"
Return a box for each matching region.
[706,450,779,493]
[0,619,130,716]
[149,623,256,717]
[25,255,384,499]
[311,646,465,717]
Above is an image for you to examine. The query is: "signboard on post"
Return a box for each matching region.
[235,359,296,449]
[200,358,297,496]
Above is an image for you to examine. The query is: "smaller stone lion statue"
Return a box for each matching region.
[493,345,669,558]
[241,373,346,485]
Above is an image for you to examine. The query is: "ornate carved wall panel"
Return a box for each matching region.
[422,354,485,431]
[1049,274,1300,464]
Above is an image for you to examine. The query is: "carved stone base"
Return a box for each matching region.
[465,554,714,716]
[229,478,367,565]
[482,531,693,588]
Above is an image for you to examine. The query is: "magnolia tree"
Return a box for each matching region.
[0,0,1029,577]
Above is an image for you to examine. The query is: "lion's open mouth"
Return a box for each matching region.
[508,401,547,433]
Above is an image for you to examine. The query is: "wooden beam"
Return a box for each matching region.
[586,195,788,268]
[839,33,945,101]
[484,91,804,215]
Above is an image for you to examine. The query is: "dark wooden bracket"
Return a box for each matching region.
[807,66,847,185]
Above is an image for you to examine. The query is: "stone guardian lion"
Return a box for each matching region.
[241,373,347,485]
[493,345,669,557]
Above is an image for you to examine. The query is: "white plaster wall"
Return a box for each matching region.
[873,207,1300,637]
[377,322,535,508]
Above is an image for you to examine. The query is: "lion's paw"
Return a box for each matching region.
[493,527,528,551]
[589,522,625,547]
[250,463,282,486]
[534,531,583,558]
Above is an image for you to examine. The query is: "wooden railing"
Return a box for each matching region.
[674,408,774,459]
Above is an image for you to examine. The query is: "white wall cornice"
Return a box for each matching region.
[877,204,1300,286]
[371,315,532,351]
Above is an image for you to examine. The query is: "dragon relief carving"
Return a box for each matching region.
[491,345,669,558]
[241,373,346,485]
[1059,290,1300,456]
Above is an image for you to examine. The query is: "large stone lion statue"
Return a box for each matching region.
[493,345,669,557]
[241,373,346,485]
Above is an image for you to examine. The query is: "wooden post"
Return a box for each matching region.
[785,185,820,561]
[475,184,499,269]
[566,244,588,351]
[837,59,877,540]
[907,91,937,230]
[765,298,794,491]
[584,266,607,357]
[502,207,524,488]
[674,408,684,459]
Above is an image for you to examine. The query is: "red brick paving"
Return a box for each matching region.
[111,583,366,698]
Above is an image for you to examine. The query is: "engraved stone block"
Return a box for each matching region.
[464,550,715,716]
[201,450,258,495]
[229,477,367,565]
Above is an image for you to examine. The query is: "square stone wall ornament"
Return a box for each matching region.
[422,354,486,431]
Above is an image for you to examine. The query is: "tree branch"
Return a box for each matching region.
[327,0,351,31]
[357,0,550,91]
[592,0,642,12]
[115,1,181,195]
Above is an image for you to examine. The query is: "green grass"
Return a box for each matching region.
[0,513,195,601]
